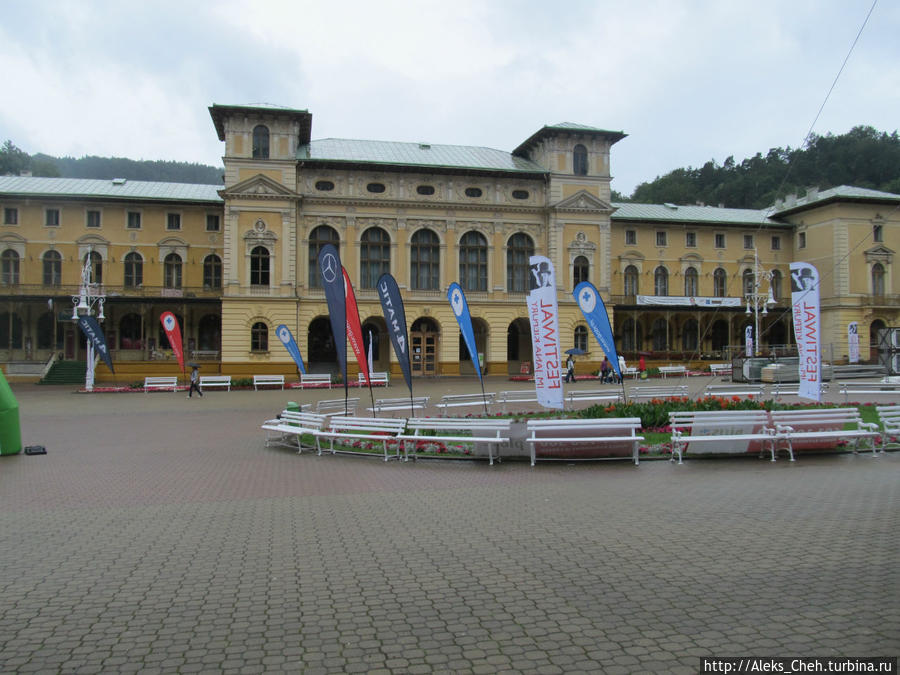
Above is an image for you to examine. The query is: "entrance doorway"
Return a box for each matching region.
[410,317,439,376]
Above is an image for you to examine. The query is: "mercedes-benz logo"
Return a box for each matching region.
[322,253,338,283]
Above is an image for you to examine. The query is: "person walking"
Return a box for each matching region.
[187,365,203,398]
[565,354,575,383]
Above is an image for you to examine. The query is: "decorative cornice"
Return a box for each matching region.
[552,189,612,213]
[220,174,300,201]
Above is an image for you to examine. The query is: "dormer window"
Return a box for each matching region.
[573,144,588,176]
[252,125,270,159]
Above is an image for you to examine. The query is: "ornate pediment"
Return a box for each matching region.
[552,189,612,213]
[75,233,110,246]
[864,245,894,264]
[220,174,300,201]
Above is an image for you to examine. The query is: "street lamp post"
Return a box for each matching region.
[744,248,775,357]
[71,256,105,392]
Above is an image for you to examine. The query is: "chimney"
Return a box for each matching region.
[19,170,32,177]
[806,186,819,201]
[785,194,797,207]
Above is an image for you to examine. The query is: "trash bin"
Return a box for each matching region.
[284,401,300,427]
[0,370,22,456]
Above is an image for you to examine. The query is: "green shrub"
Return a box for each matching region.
[579,396,779,429]
[232,377,253,388]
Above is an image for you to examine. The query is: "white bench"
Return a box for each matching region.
[358,372,389,386]
[315,416,407,461]
[629,385,689,400]
[839,381,900,403]
[144,376,178,392]
[709,363,732,377]
[565,389,623,409]
[398,418,511,465]
[876,405,900,452]
[316,397,360,416]
[525,418,644,466]
[703,384,766,398]
[261,410,327,453]
[199,375,232,391]
[253,374,285,391]
[769,382,829,398]
[300,373,332,388]
[658,365,686,378]
[669,410,775,463]
[368,396,430,414]
[770,408,879,458]
[622,366,639,380]
[437,392,496,413]
[496,390,542,413]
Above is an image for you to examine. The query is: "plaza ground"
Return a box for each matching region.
[1,378,898,673]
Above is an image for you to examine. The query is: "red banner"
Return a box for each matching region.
[160,311,185,373]
[343,268,369,387]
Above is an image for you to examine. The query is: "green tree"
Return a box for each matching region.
[0,140,30,176]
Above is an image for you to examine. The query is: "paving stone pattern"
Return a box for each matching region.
[0,380,897,673]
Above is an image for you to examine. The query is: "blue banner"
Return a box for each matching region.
[318,244,347,388]
[573,281,621,380]
[448,282,482,384]
[276,324,307,375]
[377,273,412,396]
[77,315,114,374]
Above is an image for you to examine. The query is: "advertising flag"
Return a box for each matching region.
[77,315,115,374]
[318,244,347,389]
[160,311,185,372]
[573,281,621,381]
[377,273,412,395]
[745,325,753,357]
[526,256,564,410]
[848,322,859,364]
[790,262,821,401]
[343,267,370,387]
[448,282,483,384]
[276,324,307,375]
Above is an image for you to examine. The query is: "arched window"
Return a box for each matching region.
[124,252,143,288]
[573,144,588,176]
[410,229,439,290]
[682,318,699,351]
[250,246,270,286]
[1,250,19,285]
[360,227,390,289]
[507,232,534,292]
[713,268,727,297]
[204,254,222,289]
[872,263,885,296]
[164,253,182,289]
[652,318,669,351]
[252,125,269,159]
[83,251,103,285]
[309,225,339,288]
[743,269,755,297]
[0,312,23,349]
[624,265,639,296]
[251,322,268,351]
[459,231,487,292]
[684,267,698,297]
[42,250,62,287]
[654,266,668,296]
[770,269,782,301]
[119,313,143,350]
[574,325,588,352]
[573,256,589,286]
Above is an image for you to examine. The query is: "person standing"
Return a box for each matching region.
[187,365,203,398]
[600,356,611,383]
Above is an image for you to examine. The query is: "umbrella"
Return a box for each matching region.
[565,348,586,355]
[187,362,200,368]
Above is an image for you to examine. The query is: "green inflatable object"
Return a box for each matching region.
[0,369,22,455]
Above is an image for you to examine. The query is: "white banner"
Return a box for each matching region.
[527,256,564,410]
[848,322,859,364]
[636,295,742,307]
[745,325,753,357]
[790,262,821,401]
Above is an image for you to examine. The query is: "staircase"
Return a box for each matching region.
[39,361,87,385]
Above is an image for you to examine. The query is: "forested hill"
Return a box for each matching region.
[1,141,223,185]
[620,125,900,209]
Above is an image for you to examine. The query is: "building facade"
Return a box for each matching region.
[1,103,898,380]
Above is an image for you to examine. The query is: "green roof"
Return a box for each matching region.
[0,177,224,203]
[298,138,547,175]
[514,123,627,157]
[611,201,779,226]
[770,185,900,216]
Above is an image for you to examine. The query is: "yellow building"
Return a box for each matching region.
[1,103,898,381]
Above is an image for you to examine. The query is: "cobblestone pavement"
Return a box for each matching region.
[1,380,898,674]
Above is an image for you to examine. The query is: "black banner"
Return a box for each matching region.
[377,273,412,396]
[77,315,114,373]
[318,244,347,389]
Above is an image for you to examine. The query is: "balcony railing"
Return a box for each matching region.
[0,283,224,299]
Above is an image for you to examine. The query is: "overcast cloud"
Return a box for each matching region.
[1,0,897,195]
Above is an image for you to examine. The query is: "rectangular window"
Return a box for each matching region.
[685,232,696,248]
[656,231,667,247]
[127,211,141,229]
[798,232,806,249]
[771,235,781,250]
[3,207,17,225]
[625,229,636,246]
[86,210,101,228]
[743,234,754,249]
[45,208,60,227]
[206,214,220,231]
[874,224,883,242]
[167,213,181,230]
[714,233,725,249]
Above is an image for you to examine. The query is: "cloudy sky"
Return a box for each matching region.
[1,0,896,196]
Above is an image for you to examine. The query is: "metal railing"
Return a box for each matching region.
[0,283,223,299]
